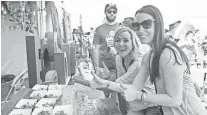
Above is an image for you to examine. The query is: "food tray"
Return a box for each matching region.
[30,90,47,100]
[9,109,32,115]
[48,84,65,90]
[53,105,73,115]
[32,84,48,91]
[45,90,62,99]
[35,98,57,108]
[32,107,53,115]
[15,99,37,109]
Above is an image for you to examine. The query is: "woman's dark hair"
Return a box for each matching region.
[135,5,190,83]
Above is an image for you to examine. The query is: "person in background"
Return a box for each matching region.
[72,28,81,53]
[72,29,79,44]
[89,27,95,46]
[87,27,95,59]
[91,27,160,115]
[179,31,197,63]
[120,5,207,115]
[122,17,135,29]
[93,3,120,84]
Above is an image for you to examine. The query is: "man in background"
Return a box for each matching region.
[93,3,119,84]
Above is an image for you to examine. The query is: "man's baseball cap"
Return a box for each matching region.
[105,3,117,11]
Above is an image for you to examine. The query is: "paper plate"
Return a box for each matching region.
[15,99,37,109]
[30,90,47,100]
[53,105,73,115]
[48,85,65,90]
[35,98,57,108]
[32,107,53,115]
[9,109,32,115]
[45,90,62,99]
[32,84,48,91]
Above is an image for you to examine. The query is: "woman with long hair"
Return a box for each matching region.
[90,27,160,115]
[121,5,207,115]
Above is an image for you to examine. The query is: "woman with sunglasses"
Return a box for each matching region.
[91,27,161,115]
[121,5,207,115]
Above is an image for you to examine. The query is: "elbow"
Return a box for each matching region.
[169,98,182,108]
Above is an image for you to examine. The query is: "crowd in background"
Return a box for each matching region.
[72,3,207,115]
[72,18,207,66]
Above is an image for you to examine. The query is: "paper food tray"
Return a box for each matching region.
[53,105,73,115]
[35,98,57,108]
[32,107,53,115]
[32,84,48,91]
[9,109,32,115]
[15,99,37,109]
[45,90,62,99]
[48,84,66,90]
[30,90,47,100]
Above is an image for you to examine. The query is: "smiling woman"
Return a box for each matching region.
[89,27,159,115]
[114,29,133,57]
[122,5,207,115]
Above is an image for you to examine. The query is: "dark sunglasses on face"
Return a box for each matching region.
[107,10,117,14]
[131,19,155,31]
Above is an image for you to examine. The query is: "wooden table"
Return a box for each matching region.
[1,85,78,115]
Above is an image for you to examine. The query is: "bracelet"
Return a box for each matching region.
[105,81,110,88]
[141,92,144,101]
[142,93,147,102]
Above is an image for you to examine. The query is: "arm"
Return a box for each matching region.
[93,28,102,68]
[103,56,140,93]
[132,52,151,91]
[103,52,150,93]
[116,60,140,84]
[143,48,184,108]
[126,52,153,111]
[94,45,101,68]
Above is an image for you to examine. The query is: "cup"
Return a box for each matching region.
[106,30,115,47]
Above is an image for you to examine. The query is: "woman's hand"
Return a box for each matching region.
[121,84,142,102]
[95,62,111,79]
[109,47,117,56]
[90,71,109,89]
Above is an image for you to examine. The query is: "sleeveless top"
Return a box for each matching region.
[150,44,207,115]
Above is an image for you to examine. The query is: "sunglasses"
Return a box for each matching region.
[131,19,155,31]
[107,10,117,14]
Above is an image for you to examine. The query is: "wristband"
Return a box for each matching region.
[140,92,144,101]
[105,81,110,88]
[141,92,147,102]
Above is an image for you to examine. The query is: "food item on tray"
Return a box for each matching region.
[35,98,56,108]
[9,109,32,115]
[77,94,99,115]
[53,105,73,115]
[54,110,67,115]
[32,84,48,91]
[30,90,47,100]
[48,84,65,90]
[95,98,121,115]
[15,99,37,109]
[32,107,53,115]
[45,90,62,99]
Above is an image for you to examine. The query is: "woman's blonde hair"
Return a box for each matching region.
[113,27,143,60]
